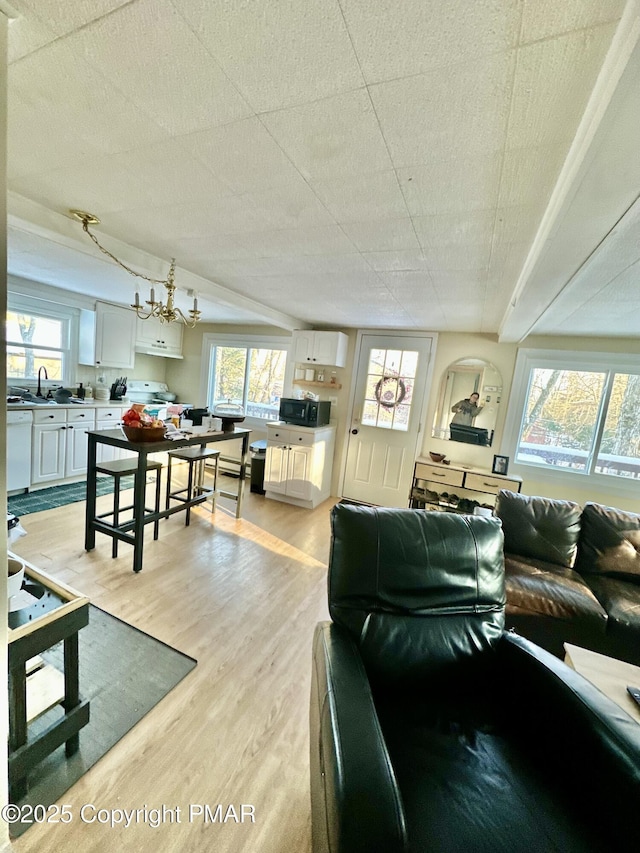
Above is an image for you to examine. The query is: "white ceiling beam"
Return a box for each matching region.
[499,0,640,342]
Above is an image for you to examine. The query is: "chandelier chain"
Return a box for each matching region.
[81,218,169,286]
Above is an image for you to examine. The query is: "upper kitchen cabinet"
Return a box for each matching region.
[135,316,183,359]
[79,301,136,369]
[292,330,348,367]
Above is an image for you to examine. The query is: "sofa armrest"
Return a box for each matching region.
[310,622,407,853]
[498,632,640,839]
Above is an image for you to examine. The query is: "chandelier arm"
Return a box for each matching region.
[82,220,168,285]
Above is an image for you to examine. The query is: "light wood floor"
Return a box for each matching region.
[7,479,337,852]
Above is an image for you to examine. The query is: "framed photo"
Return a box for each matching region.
[492,455,509,476]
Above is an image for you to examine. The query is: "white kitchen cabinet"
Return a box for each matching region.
[265,423,335,509]
[80,301,136,369]
[31,407,96,486]
[292,330,348,367]
[135,316,183,358]
[95,407,133,463]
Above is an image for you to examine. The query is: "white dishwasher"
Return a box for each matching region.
[7,408,33,493]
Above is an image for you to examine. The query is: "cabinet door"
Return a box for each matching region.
[95,302,136,369]
[31,425,66,484]
[265,443,289,494]
[312,332,348,367]
[135,316,183,356]
[293,330,314,363]
[65,424,90,476]
[285,445,313,500]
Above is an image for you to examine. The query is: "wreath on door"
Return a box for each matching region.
[375,375,407,409]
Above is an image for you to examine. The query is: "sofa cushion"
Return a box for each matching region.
[583,574,640,665]
[578,502,640,580]
[504,554,608,658]
[495,490,581,568]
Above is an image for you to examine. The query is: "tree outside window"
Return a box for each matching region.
[210,345,286,421]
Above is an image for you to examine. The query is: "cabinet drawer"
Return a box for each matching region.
[285,430,315,447]
[464,472,520,494]
[415,462,464,487]
[95,407,122,420]
[32,408,66,424]
[67,408,95,424]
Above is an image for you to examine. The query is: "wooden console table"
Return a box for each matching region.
[409,457,522,513]
[8,557,90,801]
[85,427,251,573]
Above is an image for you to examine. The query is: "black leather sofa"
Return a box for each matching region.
[495,490,640,665]
[310,504,640,853]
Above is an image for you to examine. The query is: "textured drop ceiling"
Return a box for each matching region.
[5,0,640,337]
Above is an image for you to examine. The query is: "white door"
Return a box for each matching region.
[342,332,435,507]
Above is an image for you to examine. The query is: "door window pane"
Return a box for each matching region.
[516,368,605,471]
[361,348,418,432]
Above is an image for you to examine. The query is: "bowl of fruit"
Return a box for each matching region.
[122,405,166,442]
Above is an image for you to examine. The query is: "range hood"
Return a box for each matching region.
[134,344,183,359]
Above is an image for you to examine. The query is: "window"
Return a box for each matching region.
[361,347,418,432]
[6,295,77,385]
[204,335,290,423]
[504,350,640,485]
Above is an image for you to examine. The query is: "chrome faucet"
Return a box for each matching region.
[36,366,48,397]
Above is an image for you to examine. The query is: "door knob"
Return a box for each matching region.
[351,428,359,435]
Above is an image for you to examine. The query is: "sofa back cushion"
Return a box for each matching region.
[495,490,581,568]
[328,504,505,685]
[577,502,640,581]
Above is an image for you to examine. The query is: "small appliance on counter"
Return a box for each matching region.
[279,398,331,427]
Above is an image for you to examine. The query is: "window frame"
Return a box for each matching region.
[6,292,80,387]
[200,333,293,428]
[502,348,640,498]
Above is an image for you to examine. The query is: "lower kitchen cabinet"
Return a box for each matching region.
[31,408,96,487]
[265,423,335,509]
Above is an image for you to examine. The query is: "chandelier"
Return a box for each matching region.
[70,210,201,327]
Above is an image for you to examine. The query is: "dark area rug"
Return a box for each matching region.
[8,475,136,517]
[11,606,197,838]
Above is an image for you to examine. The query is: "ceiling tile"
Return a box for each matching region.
[261,89,394,182]
[7,9,57,63]
[9,0,132,38]
[342,0,521,83]
[362,250,434,272]
[8,40,170,177]
[506,25,617,150]
[398,154,502,217]
[181,117,303,194]
[68,0,252,136]
[497,144,567,209]
[340,219,420,252]
[311,171,408,223]
[172,0,364,112]
[370,53,514,168]
[233,225,358,258]
[520,0,625,44]
[413,209,496,254]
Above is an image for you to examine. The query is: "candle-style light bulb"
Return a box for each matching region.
[150,288,155,303]
[134,292,140,307]
[193,296,198,311]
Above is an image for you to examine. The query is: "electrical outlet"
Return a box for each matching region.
[329,396,338,406]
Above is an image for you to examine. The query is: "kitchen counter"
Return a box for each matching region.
[6,400,127,409]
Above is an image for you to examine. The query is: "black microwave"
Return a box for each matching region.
[279,398,331,427]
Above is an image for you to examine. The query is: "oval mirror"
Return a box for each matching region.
[432,358,502,446]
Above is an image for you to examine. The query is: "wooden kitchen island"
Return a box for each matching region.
[84,427,251,572]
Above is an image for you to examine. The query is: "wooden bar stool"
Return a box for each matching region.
[95,458,163,557]
[165,447,220,526]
